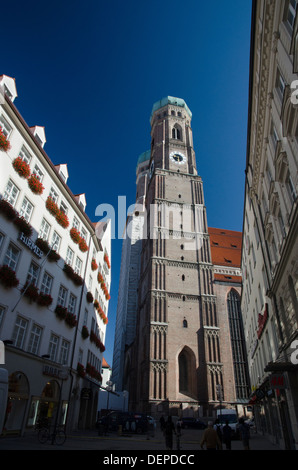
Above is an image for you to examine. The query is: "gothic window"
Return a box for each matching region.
[178,350,188,392]
[183,318,188,328]
[172,124,182,140]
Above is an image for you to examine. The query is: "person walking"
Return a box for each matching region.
[200,421,222,450]
[164,416,176,450]
[238,417,251,450]
[222,420,232,450]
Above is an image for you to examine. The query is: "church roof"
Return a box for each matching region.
[208,227,242,283]
[150,96,192,121]
[137,149,151,167]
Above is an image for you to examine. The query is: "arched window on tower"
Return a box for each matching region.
[178,350,188,393]
[172,124,182,140]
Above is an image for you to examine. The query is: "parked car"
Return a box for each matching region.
[97,411,148,434]
[181,417,207,429]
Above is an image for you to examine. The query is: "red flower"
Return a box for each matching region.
[79,238,89,252]
[91,258,98,271]
[46,196,59,216]
[37,292,53,307]
[104,253,111,269]
[56,210,69,228]
[0,199,17,220]
[70,227,81,243]
[12,157,31,179]
[0,127,11,152]
[13,216,33,237]
[28,174,44,195]
[0,265,19,289]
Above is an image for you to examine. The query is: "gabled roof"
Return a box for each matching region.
[209,227,242,283]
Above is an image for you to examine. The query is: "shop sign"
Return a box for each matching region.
[19,232,43,258]
[270,374,288,390]
[43,364,63,379]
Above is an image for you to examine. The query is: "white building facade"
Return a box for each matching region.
[0,75,111,434]
[241,0,298,449]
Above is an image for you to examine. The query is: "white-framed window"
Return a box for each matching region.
[48,334,59,362]
[40,272,53,295]
[51,231,61,252]
[60,200,68,214]
[68,293,77,314]
[3,243,20,270]
[49,187,59,203]
[88,274,92,291]
[286,0,297,29]
[12,316,28,349]
[0,232,5,251]
[39,218,51,241]
[3,179,19,207]
[74,256,82,275]
[0,114,12,137]
[83,309,88,326]
[18,145,32,164]
[72,216,80,230]
[27,324,42,355]
[59,339,70,365]
[0,305,6,329]
[19,197,34,222]
[275,68,286,100]
[66,246,74,266]
[58,285,68,307]
[80,227,87,241]
[26,261,40,286]
[33,164,44,182]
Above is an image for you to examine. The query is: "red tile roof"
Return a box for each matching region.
[208,227,242,283]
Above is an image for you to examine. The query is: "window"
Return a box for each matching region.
[83,309,88,326]
[270,122,279,149]
[18,146,32,164]
[286,0,297,29]
[172,126,181,140]
[0,114,12,137]
[183,318,188,328]
[60,200,68,214]
[3,243,20,270]
[3,179,19,206]
[58,285,68,307]
[66,246,74,266]
[68,293,77,314]
[40,272,53,295]
[39,218,50,241]
[48,334,59,362]
[59,340,70,365]
[0,305,5,329]
[33,164,44,182]
[27,324,42,355]
[72,216,80,230]
[26,261,40,286]
[74,256,82,275]
[49,187,59,203]
[275,68,286,100]
[12,316,28,349]
[19,197,34,222]
[286,172,297,202]
[81,227,87,241]
[51,231,61,252]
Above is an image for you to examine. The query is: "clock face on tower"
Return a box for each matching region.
[170,151,186,165]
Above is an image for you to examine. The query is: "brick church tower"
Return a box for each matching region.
[127,97,222,417]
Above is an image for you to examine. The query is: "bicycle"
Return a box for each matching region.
[38,425,66,445]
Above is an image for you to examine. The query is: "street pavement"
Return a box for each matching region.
[0,426,282,452]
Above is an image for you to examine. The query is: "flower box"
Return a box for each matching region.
[12,157,31,179]
[94,299,100,310]
[91,259,98,271]
[46,196,59,216]
[0,199,17,220]
[104,253,111,269]
[77,362,86,378]
[65,312,77,328]
[56,210,69,229]
[22,282,39,302]
[0,127,11,152]
[79,238,89,252]
[81,325,89,339]
[63,263,83,286]
[86,291,93,303]
[55,304,67,320]
[35,238,60,261]
[13,216,33,237]
[28,174,44,195]
[0,265,19,289]
[70,227,81,244]
[37,292,53,307]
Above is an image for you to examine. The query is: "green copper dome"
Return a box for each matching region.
[137,150,151,167]
[150,96,192,121]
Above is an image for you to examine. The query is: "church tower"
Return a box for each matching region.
[128,97,222,416]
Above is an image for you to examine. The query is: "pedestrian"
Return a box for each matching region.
[200,421,222,450]
[222,420,232,450]
[238,417,250,450]
[214,419,223,448]
[164,416,176,450]
[159,415,165,433]
[176,419,182,450]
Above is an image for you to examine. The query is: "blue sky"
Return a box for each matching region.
[2,0,252,367]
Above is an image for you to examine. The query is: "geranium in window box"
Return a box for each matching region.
[0,127,11,152]
[104,253,111,269]
[63,263,83,286]
[86,291,93,303]
[0,199,17,220]
[79,238,89,252]
[48,249,60,262]
[65,312,77,328]
[46,196,59,216]
[70,227,80,244]
[28,174,44,195]
[81,325,89,339]
[97,272,103,283]
[91,258,98,271]
[55,304,67,320]
[0,265,19,289]
[12,157,31,179]
[37,292,53,307]
[94,299,100,310]
[35,237,50,253]
[13,216,33,237]
[22,282,39,302]
[77,362,86,378]
[56,210,69,229]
